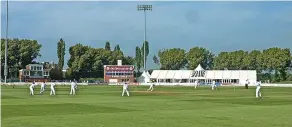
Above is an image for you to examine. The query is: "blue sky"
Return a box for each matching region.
[1,1,292,69]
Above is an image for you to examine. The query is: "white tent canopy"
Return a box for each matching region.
[191,64,206,78]
[195,64,204,71]
[137,70,151,83]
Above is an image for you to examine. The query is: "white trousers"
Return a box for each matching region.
[50,88,55,95]
[30,87,34,95]
[70,87,75,95]
[195,84,198,89]
[40,86,45,93]
[147,86,154,91]
[122,89,130,96]
[212,85,216,90]
[256,87,261,98]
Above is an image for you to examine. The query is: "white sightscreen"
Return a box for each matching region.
[222,71,232,79]
[230,71,240,79]
[239,70,248,80]
[247,70,257,80]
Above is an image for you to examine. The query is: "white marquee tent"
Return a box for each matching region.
[150,65,257,86]
[137,70,151,83]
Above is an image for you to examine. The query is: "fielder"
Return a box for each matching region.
[122,81,130,96]
[212,80,217,90]
[194,80,199,89]
[147,81,154,91]
[50,83,56,95]
[70,81,76,95]
[75,81,78,90]
[29,82,36,95]
[245,79,249,90]
[40,82,46,94]
[256,80,262,98]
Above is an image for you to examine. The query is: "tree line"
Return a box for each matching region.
[152,47,292,82]
[1,38,291,82]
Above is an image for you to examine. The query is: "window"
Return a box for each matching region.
[44,71,49,76]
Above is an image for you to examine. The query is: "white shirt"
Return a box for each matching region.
[51,83,55,89]
[71,82,75,88]
[30,83,35,89]
[123,83,128,89]
[212,81,216,86]
[41,83,45,87]
[256,81,261,87]
[245,80,249,84]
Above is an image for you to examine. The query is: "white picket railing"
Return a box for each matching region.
[1,82,88,85]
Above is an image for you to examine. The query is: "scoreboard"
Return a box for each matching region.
[104,65,135,83]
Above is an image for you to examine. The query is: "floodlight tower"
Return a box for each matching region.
[4,0,9,83]
[137,4,152,71]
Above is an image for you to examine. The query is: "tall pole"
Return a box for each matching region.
[144,10,146,70]
[137,5,152,71]
[4,0,9,83]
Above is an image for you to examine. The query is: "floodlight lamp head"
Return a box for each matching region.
[137,4,152,11]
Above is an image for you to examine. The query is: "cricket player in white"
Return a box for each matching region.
[122,82,130,96]
[29,82,36,95]
[40,82,46,94]
[256,81,262,98]
[245,79,249,90]
[212,81,216,90]
[74,81,78,90]
[194,80,199,89]
[70,81,76,95]
[50,83,56,95]
[147,81,154,91]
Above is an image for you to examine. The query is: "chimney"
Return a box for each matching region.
[117,60,122,66]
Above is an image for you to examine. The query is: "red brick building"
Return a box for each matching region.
[103,64,135,83]
[19,64,51,82]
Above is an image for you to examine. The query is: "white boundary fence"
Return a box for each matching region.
[138,83,292,87]
[1,82,292,87]
[1,82,89,86]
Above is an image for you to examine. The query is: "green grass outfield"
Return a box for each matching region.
[2,85,292,127]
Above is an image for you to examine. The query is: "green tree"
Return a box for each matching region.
[1,38,42,68]
[123,56,135,65]
[243,50,263,72]
[153,54,160,66]
[214,52,230,70]
[49,67,63,80]
[262,48,291,82]
[57,38,66,71]
[67,43,89,69]
[140,41,149,68]
[186,47,214,70]
[114,45,120,51]
[135,46,142,72]
[228,50,248,70]
[158,48,187,70]
[105,41,111,50]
